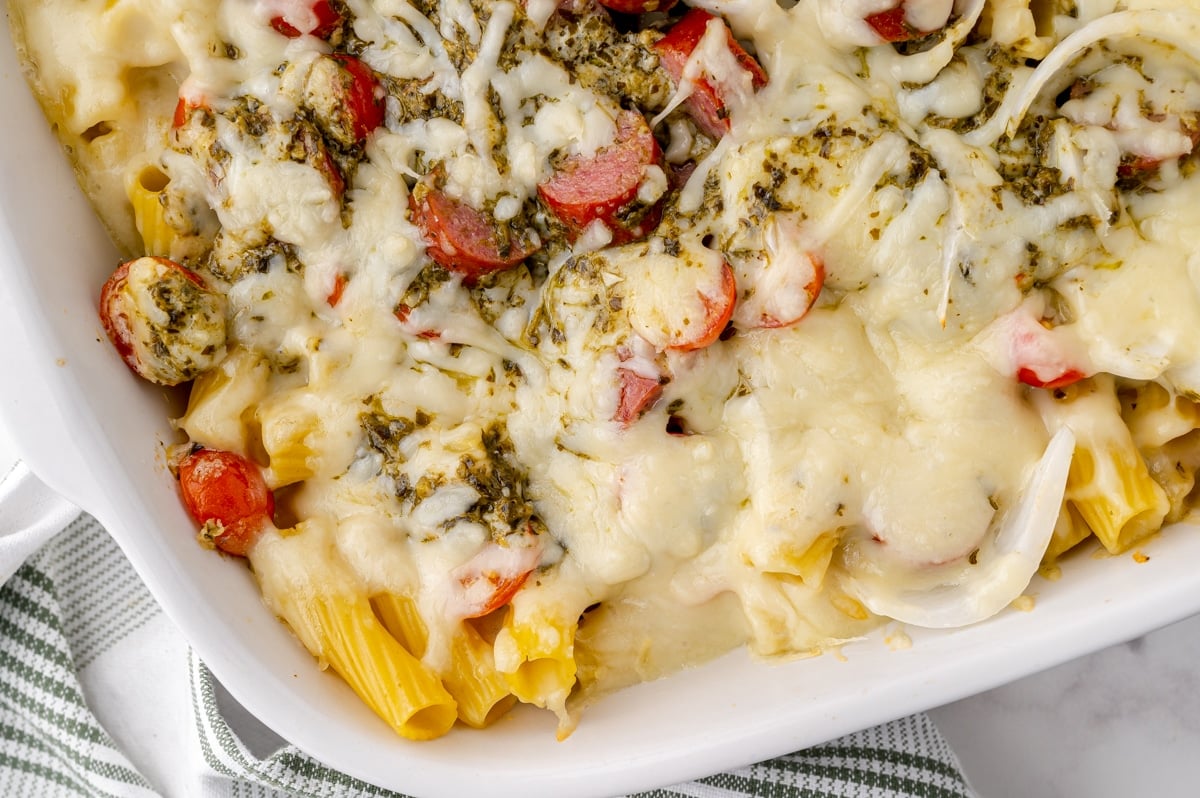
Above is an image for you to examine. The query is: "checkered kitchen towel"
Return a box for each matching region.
[0,461,975,798]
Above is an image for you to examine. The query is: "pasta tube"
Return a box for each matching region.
[176,346,271,457]
[1068,438,1166,554]
[372,593,517,729]
[1118,380,1200,522]
[371,591,428,655]
[1041,503,1092,570]
[736,570,876,659]
[126,165,175,258]
[1034,376,1169,554]
[493,605,578,727]
[1119,380,1200,451]
[977,0,1055,59]
[251,522,457,740]
[1142,431,1200,523]
[256,392,321,488]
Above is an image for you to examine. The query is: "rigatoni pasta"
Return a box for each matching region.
[1035,376,1170,555]
[494,599,582,724]
[15,0,1200,740]
[127,165,175,258]
[372,592,516,729]
[251,522,458,741]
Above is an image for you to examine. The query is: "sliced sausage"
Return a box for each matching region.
[538,109,665,245]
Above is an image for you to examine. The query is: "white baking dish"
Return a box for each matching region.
[5,13,1200,798]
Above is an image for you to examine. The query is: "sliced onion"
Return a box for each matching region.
[965,9,1200,149]
[845,426,1076,628]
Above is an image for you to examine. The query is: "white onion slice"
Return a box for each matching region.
[845,426,1076,628]
[965,9,1200,149]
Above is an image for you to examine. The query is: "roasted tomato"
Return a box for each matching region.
[864,1,952,43]
[172,96,202,129]
[604,238,738,353]
[269,0,343,39]
[99,257,227,386]
[654,8,768,139]
[1016,367,1087,391]
[178,448,275,557]
[990,303,1091,390]
[865,5,911,42]
[538,109,665,245]
[304,54,385,147]
[326,272,348,307]
[732,218,825,330]
[1116,125,1200,180]
[292,121,346,199]
[446,539,542,619]
[670,262,736,351]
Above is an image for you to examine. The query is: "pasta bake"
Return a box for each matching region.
[11,0,1200,741]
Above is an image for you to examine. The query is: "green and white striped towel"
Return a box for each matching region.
[0,462,976,798]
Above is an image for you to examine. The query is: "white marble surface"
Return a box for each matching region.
[3,419,1200,796]
[930,613,1200,797]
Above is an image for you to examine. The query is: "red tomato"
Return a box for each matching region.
[270,0,342,39]
[177,449,275,557]
[393,304,442,338]
[669,262,736,351]
[334,55,385,143]
[447,540,542,619]
[1116,127,1200,179]
[172,95,208,130]
[99,261,141,376]
[865,2,947,43]
[735,244,825,330]
[172,96,191,129]
[326,272,348,307]
[654,8,768,139]
[538,110,664,245]
[598,0,678,14]
[756,256,823,329]
[98,257,209,383]
[1016,367,1087,391]
[410,187,539,281]
[1117,155,1165,178]
[318,147,346,199]
[295,123,346,199]
[999,307,1091,390]
[864,6,912,42]
[614,368,665,425]
[306,55,385,147]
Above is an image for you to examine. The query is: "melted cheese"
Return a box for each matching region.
[20,0,1200,732]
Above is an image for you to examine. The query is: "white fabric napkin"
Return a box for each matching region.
[0,461,976,798]
[0,463,79,584]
